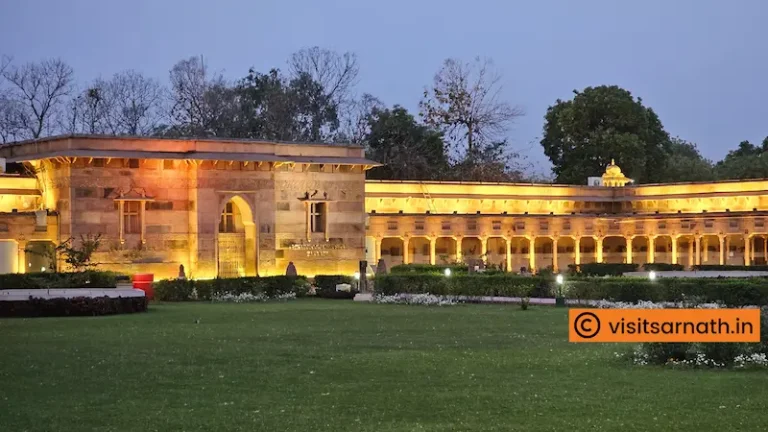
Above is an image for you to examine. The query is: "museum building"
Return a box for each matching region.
[1,135,768,278]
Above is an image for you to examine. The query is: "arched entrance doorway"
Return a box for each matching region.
[217,196,256,278]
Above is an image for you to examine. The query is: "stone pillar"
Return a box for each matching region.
[703,237,709,262]
[719,235,725,265]
[688,238,694,268]
[374,238,382,264]
[625,236,633,264]
[480,236,488,264]
[455,237,462,263]
[744,234,751,266]
[528,236,536,272]
[751,236,756,264]
[552,237,559,272]
[725,236,730,265]
[505,237,512,272]
[672,236,678,264]
[695,236,701,266]
[764,235,768,264]
[647,236,655,264]
[596,237,604,263]
[429,237,436,265]
[17,240,27,274]
[574,237,581,266]
[402,237,410,265]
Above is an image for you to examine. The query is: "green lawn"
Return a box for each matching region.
[1,301,767,431]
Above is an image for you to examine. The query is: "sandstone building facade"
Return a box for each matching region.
[1,136,767,278]
[0,136,377,279]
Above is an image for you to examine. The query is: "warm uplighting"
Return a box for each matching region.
[556,274,564,285]
[649,271,657,281]
[41,267,46,272]
[444,268,452,277]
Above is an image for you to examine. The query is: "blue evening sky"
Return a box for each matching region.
[2,0,767,176]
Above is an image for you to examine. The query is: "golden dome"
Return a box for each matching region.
[604,159,623,176]
[601,159,631,187]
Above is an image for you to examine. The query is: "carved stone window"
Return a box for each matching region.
[310,202,326,233]
[123,201,142,234]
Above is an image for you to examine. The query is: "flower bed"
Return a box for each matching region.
[607,301,768,369]
[373,293,459,306]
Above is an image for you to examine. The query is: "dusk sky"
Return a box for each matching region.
[2,0,767,176]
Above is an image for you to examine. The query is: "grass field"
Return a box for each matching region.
[2,301,768,431]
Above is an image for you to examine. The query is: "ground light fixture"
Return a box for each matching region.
[353,272,361,280]
[444,268,452,277]
[649,270,657,281]
[555,274,564,285]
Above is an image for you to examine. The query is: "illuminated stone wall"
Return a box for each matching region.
[0,136,371,278]
[366,180,768,272]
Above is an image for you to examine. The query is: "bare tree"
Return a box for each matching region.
[288,47,359,108]
[2,58,74,139]
[106,70,163,135]
[64,81,111,134]
[336,93,383,144]
[167,56,230,137]
[419,57,523,154]
[288,47,359,142]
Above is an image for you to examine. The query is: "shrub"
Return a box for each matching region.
[314,275,354,291]
[0,271,118,289]
[153,276,310,301]
[0,296,148,318]
[315,289,359,299]
[643,263,684,271]
[568,263,639,276]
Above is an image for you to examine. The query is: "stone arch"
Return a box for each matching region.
[216,194,257,277]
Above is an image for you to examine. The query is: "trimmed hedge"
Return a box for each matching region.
[693,265,768,271]
[0,271,118,289]
[153,276,311,301]
[314,275,354,291]
[643,263,684,271]
[567,263,639,276]
[375,274,768,306]
[315,289,359,299]
[375,274,540,297]
[391,264,469,274]
[0,296,148,318]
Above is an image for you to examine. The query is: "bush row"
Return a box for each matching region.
[692,265,768,271]
[568,278,768,306]
[374,274,768,306]
[0,296,148,318]
[0,271,119,289]
[642,263,685,271]
[567,263,639,276]
[153,276,311,301]
[390,264,470,274]
[375,274,541,298]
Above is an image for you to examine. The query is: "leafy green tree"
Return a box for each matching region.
[655,137,716,183]
[715,138,768,180]
[363,106,449,180]
[541,85,670,184]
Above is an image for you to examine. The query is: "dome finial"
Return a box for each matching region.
[611,158,615,165]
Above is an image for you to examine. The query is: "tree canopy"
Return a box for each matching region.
[540,85,670,184]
